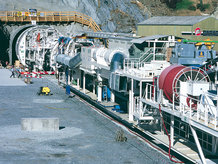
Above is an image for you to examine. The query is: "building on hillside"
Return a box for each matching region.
[137,16,218,51]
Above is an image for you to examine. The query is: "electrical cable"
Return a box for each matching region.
[159,104,184,163]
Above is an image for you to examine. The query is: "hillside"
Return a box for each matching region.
[0,0,148,33]
[0,0,217,33]
[138,0,217,16]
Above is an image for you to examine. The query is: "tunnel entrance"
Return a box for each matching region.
[0,23,10,66]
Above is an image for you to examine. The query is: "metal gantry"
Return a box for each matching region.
[0,11,101,32]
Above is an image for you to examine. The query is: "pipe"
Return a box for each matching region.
[55,53,81,69]
[110,52,125,72]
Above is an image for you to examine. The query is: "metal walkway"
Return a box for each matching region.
[0,11,101,32]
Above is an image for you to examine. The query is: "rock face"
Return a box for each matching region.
[0,0,149,33]
[212,7,218,19]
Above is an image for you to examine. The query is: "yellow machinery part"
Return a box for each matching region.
[195,38,215,50]
[17,11,22,17]
[42,87,50,95]
[25,12,29,16]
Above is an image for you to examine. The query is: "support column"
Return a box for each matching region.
[170,115,174,147]
[158,89,164,134]
[68,70,71,85]
[153,40,157,60]
[83,72,85,93]
[97,72,102,102]
[65,67,69,85]
[77,78,80,90]
[111,90,115,103]
[93,79,96,94]
[129,78,134,121]
[139,80,142,111]
[190,125,206,164]
[97,83,102,102]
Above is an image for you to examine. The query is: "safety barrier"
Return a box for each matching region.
[0,11,101,32]
[20,71,55,75]
[143,83,218,130]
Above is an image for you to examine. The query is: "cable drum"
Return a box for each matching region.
[159,65,209,102]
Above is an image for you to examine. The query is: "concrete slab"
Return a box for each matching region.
[0,69,26,86]
[21,118,59,131]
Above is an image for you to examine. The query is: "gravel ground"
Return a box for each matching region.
[0,69,173,164]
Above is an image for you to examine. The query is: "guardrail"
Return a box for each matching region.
[0,11,101,32]
[143,83,218,130]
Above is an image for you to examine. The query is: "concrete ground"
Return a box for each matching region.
[0,69,173,164]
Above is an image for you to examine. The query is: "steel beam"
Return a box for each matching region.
[129,78,134,121]
[190,125,206,164]
[170,115,174,147]
[83,72,85,93]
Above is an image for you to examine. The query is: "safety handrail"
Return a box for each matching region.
[0,11,101,32]
[139,48,153,63]
[143,83,217,130]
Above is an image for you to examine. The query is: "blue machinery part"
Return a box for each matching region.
[66,85,71,95]
[58,37,71,44]
[102,86,111,101]
[170,42,216,66]
[110,52,124,72]
[109,53,127,92]
[112,105,124,113]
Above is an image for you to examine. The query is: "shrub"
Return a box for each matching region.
[196,3,210,11]
[176,0,193,10]
[188,5,196,11]
[196,3,201,9]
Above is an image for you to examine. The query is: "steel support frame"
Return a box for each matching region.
[111,90,115,103]
[153,39,157,61]
[139,80,142,117]
[68,69,70,85]
[190,125,207,164]
[129,78,134,121]
[93,78,95,94]
[77,78,80,90]
[158,89,164,135]
[97,84,102,102]
[83,72,85,93]
[171,115,175,147]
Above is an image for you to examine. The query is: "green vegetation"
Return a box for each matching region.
[175,0,210,11]
[188,5,196,11]
[197,3,210,11]
[176,0,193,10]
